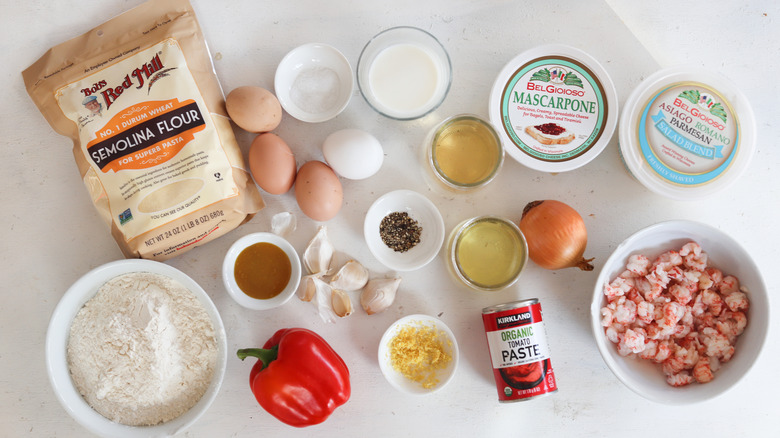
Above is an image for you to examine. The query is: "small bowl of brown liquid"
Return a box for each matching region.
[424,114,504,192]
[222,232,302,310]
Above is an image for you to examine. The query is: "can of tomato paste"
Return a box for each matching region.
[482,299,557,402]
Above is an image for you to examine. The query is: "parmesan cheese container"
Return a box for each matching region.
[489,44,618,172]
[618,67,756,200]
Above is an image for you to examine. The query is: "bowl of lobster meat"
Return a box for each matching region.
[590,220,769,404]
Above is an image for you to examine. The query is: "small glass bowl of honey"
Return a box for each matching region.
[424,114,504,192]
[446,216,527,291]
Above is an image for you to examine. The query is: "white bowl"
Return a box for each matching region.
[591,220,769,404]
[45,260,227,438]
[378,314,459,395]
[364,190,445,271]
[274,43,353,123]
[222,232,302,310]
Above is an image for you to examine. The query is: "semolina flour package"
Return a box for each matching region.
[23,0,263,260]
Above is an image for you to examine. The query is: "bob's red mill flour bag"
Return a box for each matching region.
[22,0,264,260]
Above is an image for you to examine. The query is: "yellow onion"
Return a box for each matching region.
[519,200,594,271]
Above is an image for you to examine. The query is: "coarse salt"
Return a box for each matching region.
[290,66,340,114]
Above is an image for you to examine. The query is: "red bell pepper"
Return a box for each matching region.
[236,328,351,427]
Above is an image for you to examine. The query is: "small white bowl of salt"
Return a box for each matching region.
[274,43,353,123]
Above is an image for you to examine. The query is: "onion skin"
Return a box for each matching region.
[519,200,594,271]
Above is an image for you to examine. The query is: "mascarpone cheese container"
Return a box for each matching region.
[489,44,618,172]
[619,67,756,200]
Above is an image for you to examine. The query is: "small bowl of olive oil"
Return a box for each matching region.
[446,216,527,291]
[222,232,302,310]
[425,114,504,192]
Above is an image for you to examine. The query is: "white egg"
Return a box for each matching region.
[322,129,384,180]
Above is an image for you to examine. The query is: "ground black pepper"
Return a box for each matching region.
[379,211,422,253]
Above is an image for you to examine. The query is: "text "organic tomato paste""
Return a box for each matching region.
[482,299,558,402]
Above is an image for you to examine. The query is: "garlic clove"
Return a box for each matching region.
[271,212,297,237]
[303,226,335,275]
[329,259,369,291]
[312,276,338,324]
[297,274,318,302]
[360,277,401,315]
[331,288,354,318]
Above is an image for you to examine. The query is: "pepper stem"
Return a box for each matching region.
[236,346,279,370]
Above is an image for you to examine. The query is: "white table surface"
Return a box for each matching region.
[2,0,778,436]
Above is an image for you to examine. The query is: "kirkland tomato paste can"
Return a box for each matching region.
[482,298,558,402]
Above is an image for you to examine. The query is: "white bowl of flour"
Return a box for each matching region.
[46,259,227,437]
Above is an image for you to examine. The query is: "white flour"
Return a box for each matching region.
[67,272,217,426]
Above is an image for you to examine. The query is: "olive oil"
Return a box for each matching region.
[431,115,502,189]
[449,217,527,291]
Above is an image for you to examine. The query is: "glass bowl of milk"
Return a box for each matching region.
[357,26,452,120]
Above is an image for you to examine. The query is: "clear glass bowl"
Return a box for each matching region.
[425,114,504,191]
[446,216,528,291]
[357,26,452,120]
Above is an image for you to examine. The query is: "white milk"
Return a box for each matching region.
[368,43,444,118]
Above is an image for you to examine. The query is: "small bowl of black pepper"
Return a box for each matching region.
[364,189,445,271]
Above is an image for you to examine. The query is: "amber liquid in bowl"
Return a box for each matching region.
[234,242,292,299]
[431,115,502,189]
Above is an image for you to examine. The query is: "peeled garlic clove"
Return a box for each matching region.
[297,274,318,302]
[331,288,354,318]
[271,212,296,237]
[360,277,401,315]
[329,260,369,291]
[312,276,338,324]
[303,226,335,275]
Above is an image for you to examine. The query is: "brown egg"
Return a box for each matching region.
[295,161,343,221]
[226,86,282,133]
[248,133,297,194]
